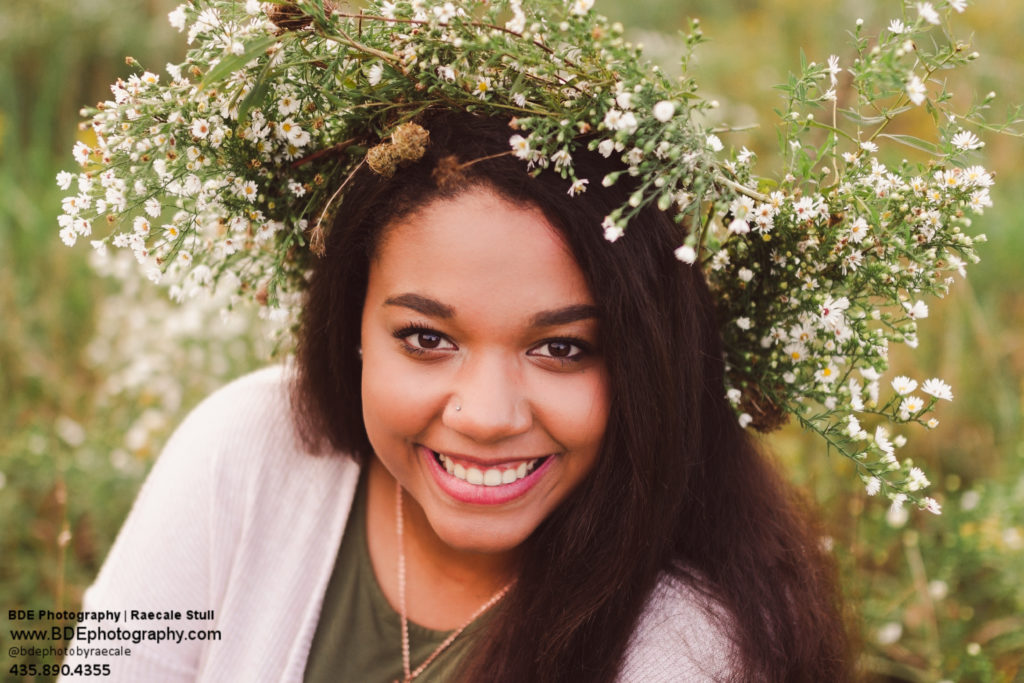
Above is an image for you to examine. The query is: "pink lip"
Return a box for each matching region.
[420,445,555,505]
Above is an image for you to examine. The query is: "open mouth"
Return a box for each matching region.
[429,449,549,487]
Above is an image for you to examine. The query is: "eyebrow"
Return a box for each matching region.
[383,293,598,328]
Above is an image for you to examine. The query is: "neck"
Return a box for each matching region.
[365,457,519,630]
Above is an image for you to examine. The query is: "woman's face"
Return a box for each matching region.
[360,187,609,556]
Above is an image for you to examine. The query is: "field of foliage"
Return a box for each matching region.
[2,1,1022,680]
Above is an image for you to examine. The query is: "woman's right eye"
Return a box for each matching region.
[394,327,457,354]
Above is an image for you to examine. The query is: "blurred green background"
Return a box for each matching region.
[1,1,1021,681]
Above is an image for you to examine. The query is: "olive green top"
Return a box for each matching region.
[303,471,485,682]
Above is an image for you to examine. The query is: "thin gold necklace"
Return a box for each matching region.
[394,480,515,682]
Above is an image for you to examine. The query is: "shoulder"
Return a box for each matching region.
[152,364,354,494]
[618,573,738,682]
[164,364,302,463]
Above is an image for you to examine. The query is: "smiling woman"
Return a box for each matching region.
[360,189,608,557]
[61,109,851,683]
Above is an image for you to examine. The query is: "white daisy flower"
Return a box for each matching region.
[509,135,531,160]
[952,130,983,150]
[899,395,925,417]
[891,376,918,395]
[674,245,697,264]
[921,378,954,401]
[191,118,211,138]
[567,178,589,196]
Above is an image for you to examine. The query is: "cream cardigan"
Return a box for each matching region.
[61,367,734,682]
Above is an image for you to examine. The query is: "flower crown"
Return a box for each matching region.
[59,0,999,513]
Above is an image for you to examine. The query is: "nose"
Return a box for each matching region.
[443,352,532,443]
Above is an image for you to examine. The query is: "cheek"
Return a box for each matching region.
[361,348,439,448]
[533,368,609,454]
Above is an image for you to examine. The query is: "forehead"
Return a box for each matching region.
[368,189,594,321]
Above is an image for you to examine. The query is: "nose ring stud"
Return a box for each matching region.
[454,403,462,412]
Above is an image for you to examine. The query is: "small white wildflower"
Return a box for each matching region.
[239,180,258,202]
[550,148,573,170]
[876,622,903,645]
[474,76,493,99]
[728,218,750,235]
[903,300,929,319]
[917,2,941,24]
[706,134,723,152]
[509,135,531,160]
[865,477,882,496]
[288,179,306,197]
[726,388,742,404]
[827,55,841,86]
[367,64,384,86]
[56,171,74,190]
[736,317,752,331]
[72,141,91,165]
[952,129,984,151]
[891,376,918,395]
[907,466,930,491]
[617,112,638,135]
[888,19,907,33]
[674,245,697,264]
[923,497,942,514]
[900,395,925,418]
[738,413,753,428]
[906,75,927,106]
[652,100,675,122]
[615,92,633,109]
[168,4,187,31]
[875,426,895,456]
[738,267,754,283]
[948,0,966,12]
[567,178,589,196]
[816,364,839,384]
[921,378,953,401]
[602,217,624,242]
[848,217,869,243]
[191,118,211,138]
[569,0,595,16]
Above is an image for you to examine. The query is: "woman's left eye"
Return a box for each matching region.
[527,340,588,362]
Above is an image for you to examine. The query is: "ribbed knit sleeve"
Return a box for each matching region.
[616,576,738,682]
[59,366,359,683]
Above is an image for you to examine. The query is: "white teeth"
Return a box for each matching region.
[436,452,541,486]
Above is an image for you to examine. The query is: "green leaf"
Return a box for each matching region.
[199,35,280,90]
[877,134,941,156]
